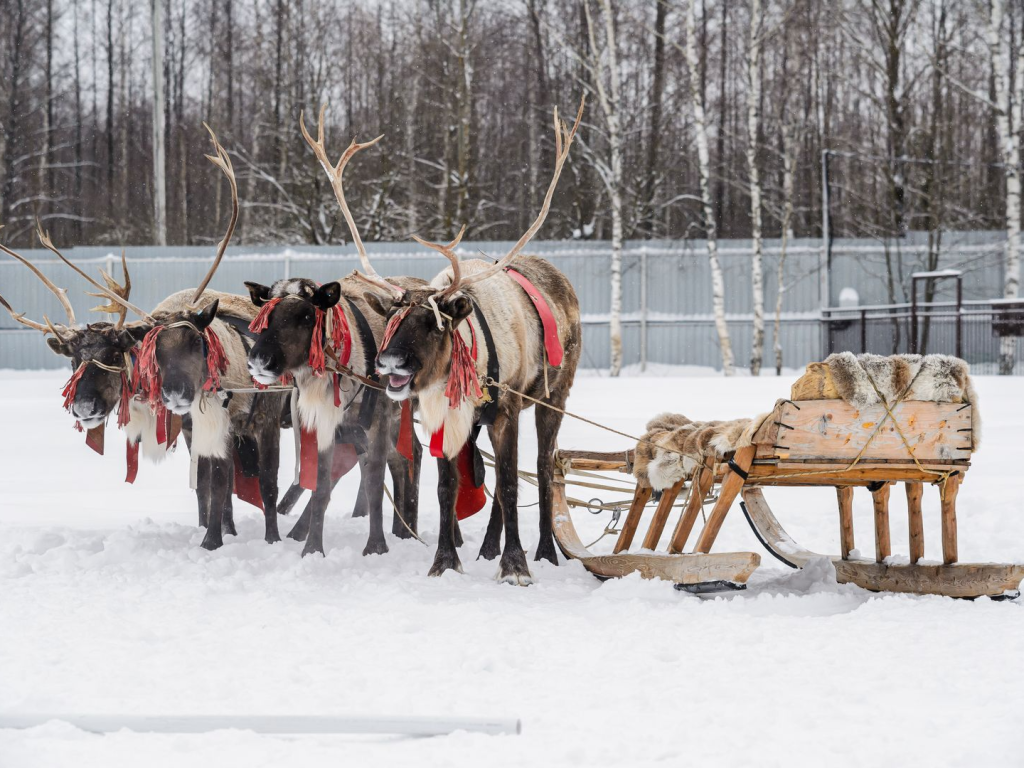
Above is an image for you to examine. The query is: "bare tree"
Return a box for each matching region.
[746,0,764,374]
[151,0,167,245]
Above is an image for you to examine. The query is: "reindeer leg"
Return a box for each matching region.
[428,457,463,576]
[477,498,503,561]
[534,392,566,565]
[351,468,369,517]
[200,456,231,550]
[301,443,335,557]
[259,426,281,544]
[196,456,212,528]
[287,499,313,542]
[361,419,389,557]
[277,483,304,516]
[491,409,531,585]
[221,489,237,537]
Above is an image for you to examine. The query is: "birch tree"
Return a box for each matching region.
[988,0,1023,375]
[581,0,625,377]
[687,0,734,375]
[746,0,764,375]
[151,0,167,245]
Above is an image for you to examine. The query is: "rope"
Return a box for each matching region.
[382,482,429,546]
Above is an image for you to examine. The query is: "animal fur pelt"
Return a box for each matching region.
[633,412,768,492]
[791,352,980,448]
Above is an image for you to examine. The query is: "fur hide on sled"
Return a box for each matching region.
[633,353,980,492]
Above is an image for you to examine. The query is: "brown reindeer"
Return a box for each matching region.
[79,126,290,549]
[244,106,423,557]
[363,100,584,584]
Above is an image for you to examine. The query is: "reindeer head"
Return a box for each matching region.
[131,301,225,415]
[0,237,141,428]
[245,278,343,384]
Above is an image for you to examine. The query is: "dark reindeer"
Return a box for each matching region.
[78,127,289,549]
[244,106,422,558]
[362,101,584,584]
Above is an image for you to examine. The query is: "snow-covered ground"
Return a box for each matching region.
[1,369,1022,767]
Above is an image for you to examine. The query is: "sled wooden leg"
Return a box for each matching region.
[694,445,755,554]
[837,486,855,560]
[872,483,891,563]
[667,457,714,554]
[941,474,961,565]
[642,478,685,551]
[613,485,651,554]
[906,482,924,564]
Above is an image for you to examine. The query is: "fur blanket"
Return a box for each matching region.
[633,412,768,492]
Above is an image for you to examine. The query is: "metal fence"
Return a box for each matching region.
[0,235,1015,372]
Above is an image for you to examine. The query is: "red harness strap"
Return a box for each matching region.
[506,267,563,367]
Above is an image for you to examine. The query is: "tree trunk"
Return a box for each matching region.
[106,0,115,221]
[687,0,734,375]
[989,0,1022,374]
[42,0,54,222]
[639,0,668,237]
[152,0,167,245]
[1,0,27,226]
[74,0,84,240]
[747,0,764,375]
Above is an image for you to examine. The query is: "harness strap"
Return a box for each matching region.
[343,296,381,430]
[470,299,500,428]
[506,267,563,368]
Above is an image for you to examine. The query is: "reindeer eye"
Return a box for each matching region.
[191,335,203,349]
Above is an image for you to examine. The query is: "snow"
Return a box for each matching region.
[1,370,1023,767]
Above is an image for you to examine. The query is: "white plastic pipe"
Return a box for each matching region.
[0,714,521,737]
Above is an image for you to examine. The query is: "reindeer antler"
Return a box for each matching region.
[435,96,585,300]
[0,225,78,328]
[411,224,467,289]
[87,249,132,329]
[299,104,404,299]
[190,123,238,306]
[36,220,157,324]
[0,292,49,333]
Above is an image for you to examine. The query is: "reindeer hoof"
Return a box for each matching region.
[362,538,389,557]
[496,552,533,585]
[222,520,237,537]
[477,541,501,561]
[265,530,281,545]
[200,534,223,551]
[427,551,464,577]
[300,541,326,558]
[534,538,559,565]
[287,524,309,542]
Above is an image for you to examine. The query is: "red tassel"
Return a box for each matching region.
[116,370,132,429]
[331,305,351,365]
[380,307,412,353]
[397,400,414,462]
[430,424,445,458]
[61,363,87,413]
[308,309,327,376]
[444,328,482,410]
[299,426,319,491]
[248,297,282,333]
[86,424,105,455]
[202,327,229,391]
[455,442,486,520]
[136,326,165,407]
[232,448,264,511]
[156,404,169,445]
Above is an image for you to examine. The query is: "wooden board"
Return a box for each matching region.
[740,487,1023,598]
[552,479,760,586]
[763,400,972,464]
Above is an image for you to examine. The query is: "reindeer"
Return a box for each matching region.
[358,100,584,585]
[77,126,289,549]
[244,106,423,558]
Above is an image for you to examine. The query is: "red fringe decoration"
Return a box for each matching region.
[116,370,132,428]
[61,363,87,413]
[136,326,165,407]
[202,327,229,391]
[331,305,351,366]
[381,307,412,352]
[308,309,327,376]
[248,297,283,333]
[444,327,482,409]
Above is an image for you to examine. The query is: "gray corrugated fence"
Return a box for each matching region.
[0,235,1008,371]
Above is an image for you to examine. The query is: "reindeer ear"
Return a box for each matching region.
[115,329,138,350]
[244,281,272,307]
[362,291,392,317]
[47,336,72,357]
[442,294,473,324]
[194,299,219,330]
[311,282,342,311]
[125,324,153,343]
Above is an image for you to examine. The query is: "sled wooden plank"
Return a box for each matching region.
[837,486,855,560]
[557,449,633,473]
[613,485,651,554]
[774,400,971,464]
[552,479,760,585]
[641,478,684,551]
[741,488,1024,598]
[872,483,891,562]
[906,482,924,564]
[667,456,714,554]
[748,463,966,486]
[941,474,961,565]
[694,445,756,554]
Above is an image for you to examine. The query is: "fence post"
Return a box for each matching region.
[640,246,648,372]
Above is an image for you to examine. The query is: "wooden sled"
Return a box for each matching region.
[552,450,760,592]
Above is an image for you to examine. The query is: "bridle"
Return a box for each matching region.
[135,320,229,408]
[62,349,136,430]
